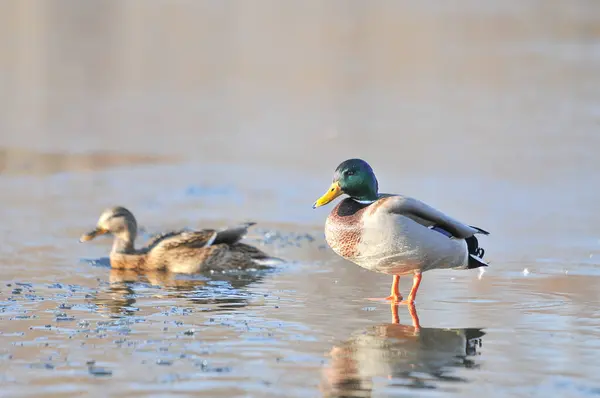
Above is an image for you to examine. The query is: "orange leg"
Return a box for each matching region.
[385,275,402,302]
[406,272,422,304]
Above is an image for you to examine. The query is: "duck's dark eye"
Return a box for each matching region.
[345,170,355,176]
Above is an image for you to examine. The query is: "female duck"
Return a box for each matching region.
[80,207,276,273]
[313,159,489,304]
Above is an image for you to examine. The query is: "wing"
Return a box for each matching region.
[379,195,489,239]
[213,222,256,245]
[230,242,269,259]
[145,229,189,250]
[146,229,218,251]
[145,222,257,253]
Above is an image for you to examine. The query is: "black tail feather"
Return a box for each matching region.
[465,235,488,269]
[468,254,488,269]
[214,222,256,245]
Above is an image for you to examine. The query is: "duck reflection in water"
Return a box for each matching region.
[322,304,484,396]
[92,268,268,316]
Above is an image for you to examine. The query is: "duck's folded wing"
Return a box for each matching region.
[230,242,269,259]
[148,230,218,251]
[379,195,489,239]
[146,230,187,250]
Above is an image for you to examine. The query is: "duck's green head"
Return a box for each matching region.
[313,159,379,208]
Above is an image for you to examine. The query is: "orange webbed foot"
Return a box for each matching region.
[385,294,403,303]
[366,275,406,303]
[398,296,416,305]
[366,294,403,303]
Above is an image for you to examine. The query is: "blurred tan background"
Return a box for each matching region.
[0,0,598,182]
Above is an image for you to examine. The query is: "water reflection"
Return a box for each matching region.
[322,304,484,397]
[92,268,269,316]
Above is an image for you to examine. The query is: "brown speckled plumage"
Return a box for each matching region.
[80,207,277,273]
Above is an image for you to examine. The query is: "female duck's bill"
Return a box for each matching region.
[79,227,108,242]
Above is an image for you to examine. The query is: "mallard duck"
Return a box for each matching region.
[313,159,489,303]
[80,206,277,273]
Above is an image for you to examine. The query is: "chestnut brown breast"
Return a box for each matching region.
[325,199,371,259]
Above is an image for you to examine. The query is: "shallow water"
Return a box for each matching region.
[1,1,600,397]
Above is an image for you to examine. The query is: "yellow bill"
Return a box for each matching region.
[79,228,107,243]
[313,181,342,208]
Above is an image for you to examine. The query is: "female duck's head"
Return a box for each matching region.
[80,206,138,252]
